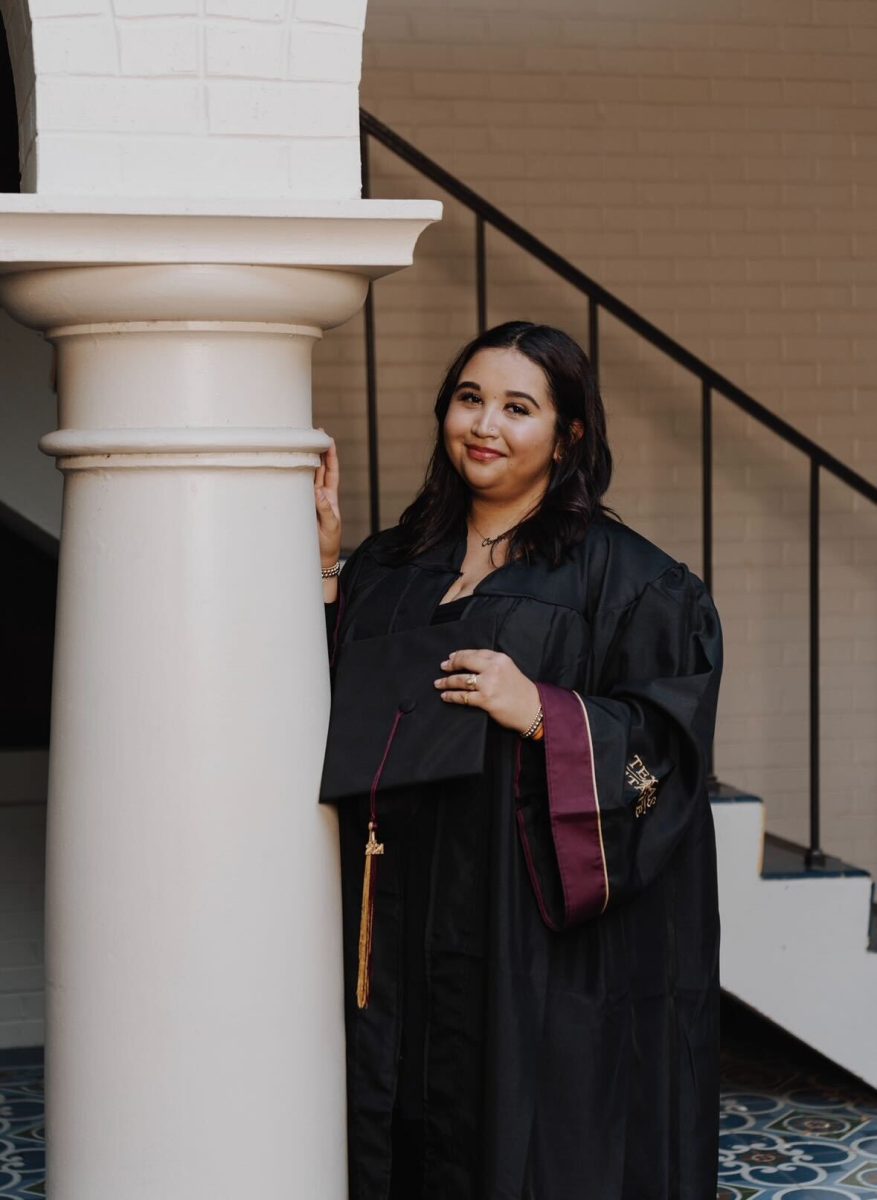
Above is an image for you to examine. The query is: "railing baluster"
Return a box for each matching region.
[588,298,599,388]
[364,290,379,536]
[702,382,713,597]
[360,129,380,535]
[806,459,826,868]
[702,381,717,788]
[476,215,487,333]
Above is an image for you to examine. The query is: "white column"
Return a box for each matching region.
[0,202,439,1199]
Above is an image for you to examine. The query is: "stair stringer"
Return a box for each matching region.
[711,796,877,1088]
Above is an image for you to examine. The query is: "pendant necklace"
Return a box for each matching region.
[470,519,513,548]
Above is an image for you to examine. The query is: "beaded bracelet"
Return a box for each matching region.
[520,705,544,739]
[321,560,341,579]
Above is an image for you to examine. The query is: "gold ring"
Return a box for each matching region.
[466,673,478,690]
[463,692,469,705]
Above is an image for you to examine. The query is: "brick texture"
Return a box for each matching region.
[3,0,365,197]
[312,0,877,879]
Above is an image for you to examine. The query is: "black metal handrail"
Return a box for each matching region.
[359,106,877,869]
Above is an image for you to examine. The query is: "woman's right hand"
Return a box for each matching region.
[315,429,342,568]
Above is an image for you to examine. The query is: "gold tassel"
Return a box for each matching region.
[356,821,384,1009]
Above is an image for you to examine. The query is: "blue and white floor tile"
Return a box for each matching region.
[719,997,877,1200]
[0,1056,44,1198]
[1,1002,875,1199]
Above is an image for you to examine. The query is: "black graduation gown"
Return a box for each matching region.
[323,514,723,1200]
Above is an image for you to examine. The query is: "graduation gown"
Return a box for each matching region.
[323,514,723,1200]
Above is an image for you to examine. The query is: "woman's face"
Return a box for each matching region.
[443,346,561,507]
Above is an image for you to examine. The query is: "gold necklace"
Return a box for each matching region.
[469,519,513,548]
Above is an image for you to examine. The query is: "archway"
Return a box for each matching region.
[0,13,19,192]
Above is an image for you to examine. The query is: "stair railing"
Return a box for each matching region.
[359,107,877,870]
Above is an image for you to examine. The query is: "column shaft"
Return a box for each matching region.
[44,315,344,1198]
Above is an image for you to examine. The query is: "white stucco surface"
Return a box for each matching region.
[714,798,877,1088]
[1,0,369,197]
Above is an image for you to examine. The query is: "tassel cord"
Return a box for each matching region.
[356,707,405,1010]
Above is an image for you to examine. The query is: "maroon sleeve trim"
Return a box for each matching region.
[513,739,560,932]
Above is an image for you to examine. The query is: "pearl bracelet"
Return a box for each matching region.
[520,705,544,739]
[321,560,341,579]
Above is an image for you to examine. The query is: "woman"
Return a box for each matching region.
[316,321,722,1200]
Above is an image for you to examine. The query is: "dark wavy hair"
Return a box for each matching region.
[393,320,615,567]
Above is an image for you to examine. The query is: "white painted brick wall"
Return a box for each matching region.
[32,16,117,75]
[313,0,877,879]
[119,19,198,76]
[205,20,284,79]
[289,25,363,83]
[295,0,367,32]
[2,0,366,197]
[206,80,356,137]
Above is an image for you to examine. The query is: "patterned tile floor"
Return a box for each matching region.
[0,1053,43,1198]
[0,998,875,1198]
[719,997,877,1200]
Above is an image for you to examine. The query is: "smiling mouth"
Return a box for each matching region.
[465,445,505,460]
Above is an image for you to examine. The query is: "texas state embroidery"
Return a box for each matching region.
[625,754,659,818]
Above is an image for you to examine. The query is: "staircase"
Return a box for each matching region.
[358,109,877,1084]
[713,789,877,1087]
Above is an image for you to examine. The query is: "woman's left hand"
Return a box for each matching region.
[435,649,541,736]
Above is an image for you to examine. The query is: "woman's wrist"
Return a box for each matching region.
[520,704,544,740]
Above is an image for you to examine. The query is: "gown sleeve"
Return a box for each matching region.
[514,561,722,931]
[323,533,379,664]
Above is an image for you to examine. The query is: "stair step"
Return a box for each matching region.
[761,832,871,880]
[712,797,877,1083]
[708,782,761,804]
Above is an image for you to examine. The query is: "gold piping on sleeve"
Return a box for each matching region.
[572,690,610,913]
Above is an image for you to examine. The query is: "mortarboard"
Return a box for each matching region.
[318,612,499,1010]
[319,613,498,804]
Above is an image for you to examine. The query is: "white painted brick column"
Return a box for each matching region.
[1,0,369,198]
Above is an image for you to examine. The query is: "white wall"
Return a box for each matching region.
[1,0,368,198]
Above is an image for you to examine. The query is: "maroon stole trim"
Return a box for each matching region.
[519,683,609,926]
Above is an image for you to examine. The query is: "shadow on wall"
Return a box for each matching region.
[0,12,19,192]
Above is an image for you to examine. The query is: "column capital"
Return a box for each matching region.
[0,196,441,275]
[0,198,441,331]
[0,200,441,471]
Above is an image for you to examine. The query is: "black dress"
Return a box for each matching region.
[324,515,723,1200]
[391,594,470,1197]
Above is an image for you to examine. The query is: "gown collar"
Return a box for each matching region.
[369,521,588,611]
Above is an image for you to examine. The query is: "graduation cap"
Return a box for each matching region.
[319,612,498,1009]
[319,613,498,803]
